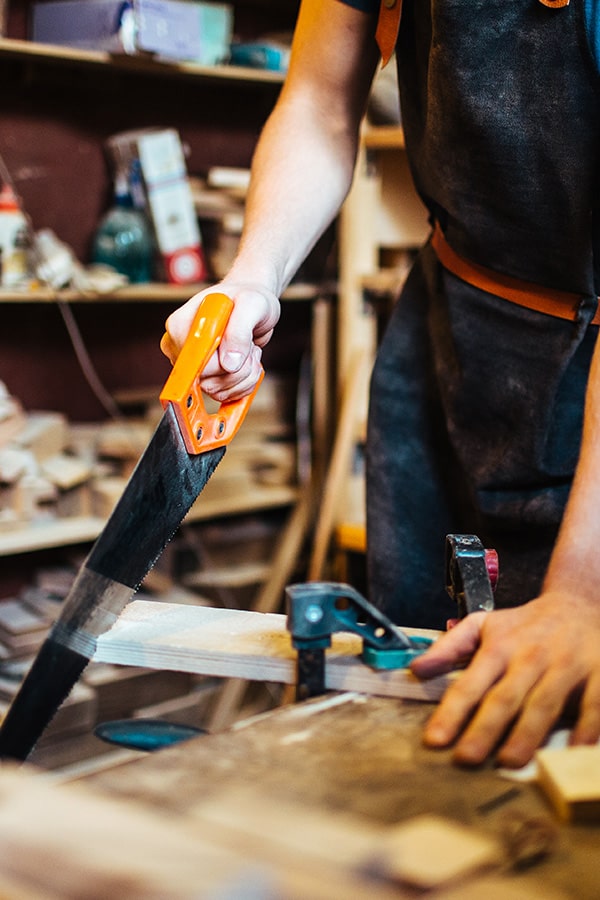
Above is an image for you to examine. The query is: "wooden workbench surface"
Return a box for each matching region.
[81,692,599,898]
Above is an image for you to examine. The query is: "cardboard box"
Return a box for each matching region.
[32,0,233,65]
[107,128,207,284]
[137,0,232,65]
[32,0,129,52]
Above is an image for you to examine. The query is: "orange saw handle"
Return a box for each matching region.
[159,292,264,454]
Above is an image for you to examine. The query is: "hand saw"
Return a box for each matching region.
[0,292,263,761]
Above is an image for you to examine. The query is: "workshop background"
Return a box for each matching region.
[0,3,599,898]
[0,0,430,774]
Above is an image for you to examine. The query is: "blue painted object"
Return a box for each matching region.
[95,718,206,752]
[362,636,435,670]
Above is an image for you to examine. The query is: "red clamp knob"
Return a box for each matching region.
[484,548,499,592]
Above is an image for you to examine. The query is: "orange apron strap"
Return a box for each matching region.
[431,223,600,326]
[376,0,402,66]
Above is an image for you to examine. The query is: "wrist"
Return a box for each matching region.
[224,250,286,298]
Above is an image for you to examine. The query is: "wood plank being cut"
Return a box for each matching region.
[94,599,449,702]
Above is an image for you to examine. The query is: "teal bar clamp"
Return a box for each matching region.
[286,534,498,698]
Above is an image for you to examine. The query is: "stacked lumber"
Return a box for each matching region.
[0,395,92,528]
[0,375,298,530]
[190,167,249,280]
[0,565,221,770]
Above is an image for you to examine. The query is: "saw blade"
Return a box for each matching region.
[0,404,224,761]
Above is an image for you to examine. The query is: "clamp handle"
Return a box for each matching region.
[160,292,264,454]
[445,534,497,618]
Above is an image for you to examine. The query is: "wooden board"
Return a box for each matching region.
[94,599,449,702]
[536,746,600,823]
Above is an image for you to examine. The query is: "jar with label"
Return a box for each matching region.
[0,185,30,288]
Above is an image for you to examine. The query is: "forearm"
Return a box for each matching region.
[543,336,600,598]
[226,0,379,295]
[227,99,359,296]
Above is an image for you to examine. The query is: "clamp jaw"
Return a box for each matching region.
[286,534,498,700]
[286,581,433,700]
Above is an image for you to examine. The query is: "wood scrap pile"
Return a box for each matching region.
[0,373,298,530]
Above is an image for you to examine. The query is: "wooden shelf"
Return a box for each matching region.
[0,283,201,304]
[0,37,286,85]
[0,280,332,304]
[0,516,105,557]
[0,486,298,557]
[186,484,298,522]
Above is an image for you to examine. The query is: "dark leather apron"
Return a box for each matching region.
[367,0,600,628]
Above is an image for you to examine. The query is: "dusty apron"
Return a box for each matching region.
[367,0,600,628]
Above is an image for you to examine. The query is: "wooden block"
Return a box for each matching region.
[41,453,92,490]
[0,503,22,532]
[253,441,297,486]
[55,483,92,518]
[13,473,57,520]
[14,411,68,462]
[376,814,502,889]
[67,422,103,466]
[21,586,64,622]
[536,745,600,823]
[0,388,25,449]
[96,420,152,460]
[0,447,35,483]
[90,476,126,518]
[94,600,450,703]
[0,599,49,655]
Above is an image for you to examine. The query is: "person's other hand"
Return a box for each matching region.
[161,283,280,401]
[410,592,600,767]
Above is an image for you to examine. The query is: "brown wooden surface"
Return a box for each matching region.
[82,693,600,898]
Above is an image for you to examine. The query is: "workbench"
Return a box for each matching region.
[57,692,600,898]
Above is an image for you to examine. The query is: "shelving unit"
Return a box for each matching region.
[0,280,330,303]
[332,122,430,571]
[0,1,327,740]
[0,36,286,83]
[0,485,301,557]
[0,8,316,577]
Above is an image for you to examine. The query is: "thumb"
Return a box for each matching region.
[218,303,257,373]
[410,612,487,677]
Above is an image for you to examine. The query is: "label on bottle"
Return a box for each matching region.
[0,212,30,287]
[164,246,206,284]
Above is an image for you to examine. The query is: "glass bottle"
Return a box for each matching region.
[92,171,154,284]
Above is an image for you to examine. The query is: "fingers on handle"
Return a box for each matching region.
[160,331,179,364]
